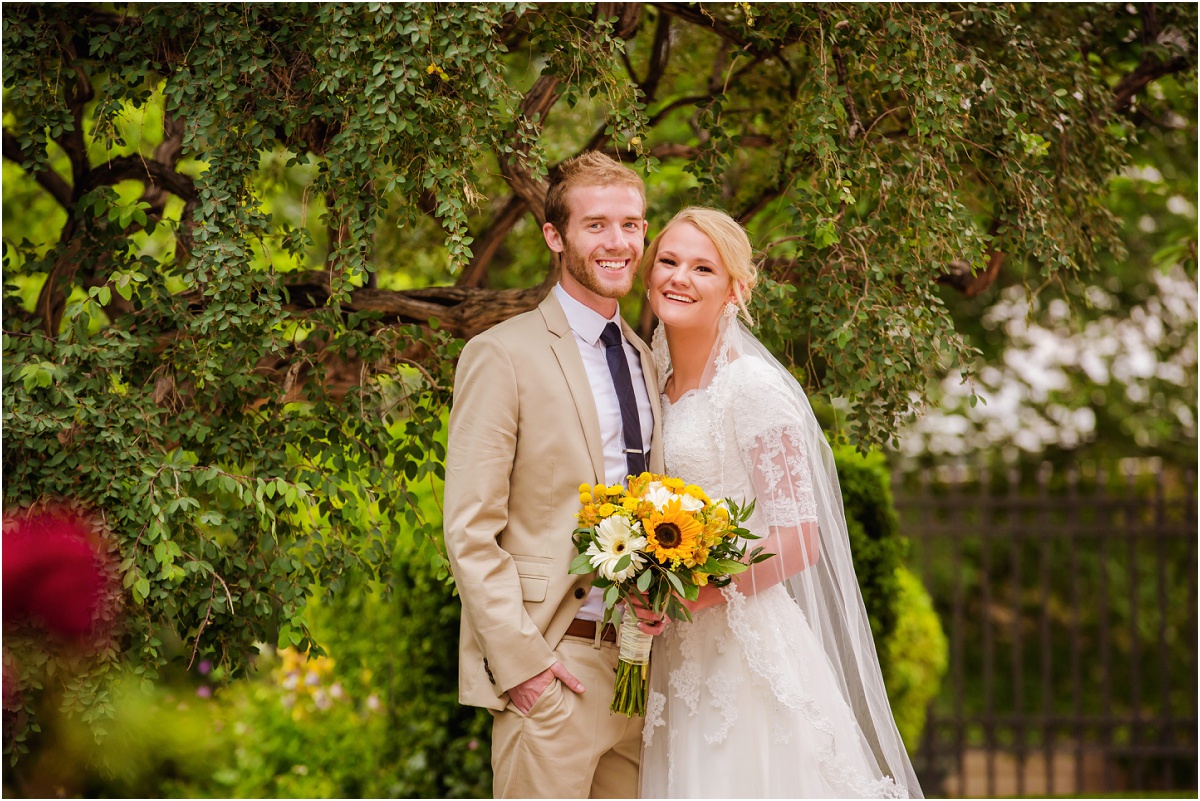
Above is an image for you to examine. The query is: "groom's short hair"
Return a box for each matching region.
[544,151,645,235]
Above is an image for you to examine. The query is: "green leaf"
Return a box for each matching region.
[569,552,593,574]
[663,569,685,596]
[636,569,653,593]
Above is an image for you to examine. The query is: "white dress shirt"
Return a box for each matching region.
[554,283,654,621]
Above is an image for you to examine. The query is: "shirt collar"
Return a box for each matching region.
[554,283,623,348]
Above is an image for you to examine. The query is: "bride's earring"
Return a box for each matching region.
[723,301,739,319]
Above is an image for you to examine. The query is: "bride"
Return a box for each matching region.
[638,207,922,798]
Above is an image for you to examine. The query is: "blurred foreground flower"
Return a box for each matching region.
[2,507,119,641]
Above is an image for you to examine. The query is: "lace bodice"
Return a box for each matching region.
[660,390,728,497]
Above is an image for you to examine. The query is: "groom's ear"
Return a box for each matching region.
[542,222,565,253]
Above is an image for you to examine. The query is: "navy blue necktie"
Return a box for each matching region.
[600,323,647,480]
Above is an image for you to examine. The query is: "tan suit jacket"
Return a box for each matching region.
[443,292,664,711]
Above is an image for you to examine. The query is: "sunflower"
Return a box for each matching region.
[645,498,703,565]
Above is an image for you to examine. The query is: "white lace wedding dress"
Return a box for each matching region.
[639,343,916,799]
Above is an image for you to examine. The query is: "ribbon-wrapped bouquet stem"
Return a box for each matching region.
[570,472,770,716]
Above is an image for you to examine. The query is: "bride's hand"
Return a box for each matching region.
[682,583,724,614]
[627,592,668,636]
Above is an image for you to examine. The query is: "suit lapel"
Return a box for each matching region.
[542,295,607,482]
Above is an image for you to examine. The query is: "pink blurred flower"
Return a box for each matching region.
[196,685,213,699]
[3,509,113,641]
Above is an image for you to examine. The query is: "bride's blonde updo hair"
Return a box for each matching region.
[641,206,759,322]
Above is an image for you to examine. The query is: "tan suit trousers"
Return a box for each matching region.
[490,634,643,799]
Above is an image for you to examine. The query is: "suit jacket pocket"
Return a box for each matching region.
[511,554,552,603]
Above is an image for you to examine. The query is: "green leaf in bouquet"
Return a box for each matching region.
[738,497,757,520]
[636,569,653,593]
[650,581,669,613]
[748,547,776,564]
[663,569,685,596]
[569,552,594,575]
[665,596,692,623]
[681,581,700,601]
[614,553,632,573]
[604,583,620,608]
[713,558,750,574]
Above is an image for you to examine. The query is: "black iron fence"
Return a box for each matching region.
[893,461,1197,797]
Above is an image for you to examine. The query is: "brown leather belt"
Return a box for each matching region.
[565,618,617,643]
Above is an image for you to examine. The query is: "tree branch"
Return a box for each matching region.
[938,250,1006,298]
[937,219,1006,298]
[1113,2,1193,113]
[88,155,198,203]
[831,46,865,143]
[3,129,74,208]
[1113,53,1191,113]
[456,194,528,288]
[736,184,784,225]
[653,3,749,50]
[140,110,186,213]
[596,2,643,40]
[640,10,672,103]
[497,74,560,225]
[276,271,549,340]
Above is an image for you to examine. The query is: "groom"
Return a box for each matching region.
[443,151,665,798]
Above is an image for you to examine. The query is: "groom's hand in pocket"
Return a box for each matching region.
[508,661,585,714]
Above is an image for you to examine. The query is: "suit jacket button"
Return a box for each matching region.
[574,587,586,599]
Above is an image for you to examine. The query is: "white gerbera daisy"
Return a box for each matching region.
[642,482,676,512]
[587,515,647,582]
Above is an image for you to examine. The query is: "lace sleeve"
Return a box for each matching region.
[745,424,818,528]
[725,358,821,591]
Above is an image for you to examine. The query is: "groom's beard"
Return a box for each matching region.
[560,238,637,300]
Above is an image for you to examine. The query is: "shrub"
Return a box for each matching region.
[884,566,950,751]
[834,446,908,653]
[166,506,492,798]
[834,446,948,747]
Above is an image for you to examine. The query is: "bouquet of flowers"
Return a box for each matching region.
[570,472,769,716]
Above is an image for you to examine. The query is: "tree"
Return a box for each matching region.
[898,10,1198,468]
[3,2,1194,760]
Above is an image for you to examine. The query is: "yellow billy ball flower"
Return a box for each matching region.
[580,492,593,504]
[579,483,593,494]
[597,503,618,517]
[621,496,640,512]
[663,477,686,491]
